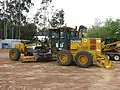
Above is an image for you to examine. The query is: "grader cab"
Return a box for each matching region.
[9,26,112,69]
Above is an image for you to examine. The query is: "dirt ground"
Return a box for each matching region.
[0,49,120,90]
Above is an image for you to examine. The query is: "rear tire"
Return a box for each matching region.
[74,51,93,68]
[107,54,111,60]
[9,48,21,61]
[57,50,73,66]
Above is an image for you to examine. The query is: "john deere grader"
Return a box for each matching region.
[9,26,112,69]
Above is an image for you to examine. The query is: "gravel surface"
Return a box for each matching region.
[0,49,120,90]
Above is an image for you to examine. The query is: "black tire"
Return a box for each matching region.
[74,51,93,68]
[113,54,120,61]
[57,50,73,66]
[9,48,21,61]
[106,54,111,60]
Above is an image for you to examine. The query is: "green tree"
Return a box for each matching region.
[87,18,120,39]
[0,0,34,39]
[34,0,52,30]
[50,9,65,27]
[0,20,4,39]
[20,23,37,40]
[34,0,65,37]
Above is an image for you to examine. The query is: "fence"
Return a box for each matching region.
[0,39,22,49]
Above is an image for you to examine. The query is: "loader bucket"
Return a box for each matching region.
[94,54,113,69]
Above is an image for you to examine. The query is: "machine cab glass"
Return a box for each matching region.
[49,27,79,51]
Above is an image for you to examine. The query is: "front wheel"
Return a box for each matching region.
[9,48,21,61]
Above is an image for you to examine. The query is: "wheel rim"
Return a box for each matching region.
[59,54,68,63]
[10,51,16,58]
[78,55,88,64]
[107,55,110,60]
[114,55,119,60]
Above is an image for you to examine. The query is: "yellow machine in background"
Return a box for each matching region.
[102,41,120,52]
[102,39,120,61]
[9,26,112,69]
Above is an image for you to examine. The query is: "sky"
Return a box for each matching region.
[29,0,120,27]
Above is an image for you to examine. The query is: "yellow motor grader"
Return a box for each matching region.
[9,26,112,69]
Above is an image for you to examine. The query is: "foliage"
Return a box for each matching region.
[20,23,37,40]
[0,19,37,40]
[34,0,65,32]
[87,18,120,39]
[0,0,34,39]
[50,9,64,27]
[0,0,33,25]
[34,0,52,30]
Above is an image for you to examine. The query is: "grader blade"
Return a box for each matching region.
[94,54,113,69]
[21,56,36,62]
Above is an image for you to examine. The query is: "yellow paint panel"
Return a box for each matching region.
[15,43,25,52]
[70,43,78,49]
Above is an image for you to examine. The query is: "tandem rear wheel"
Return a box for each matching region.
[74,51,93,68]
[57,50,93,68]
[57,50,73,66]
